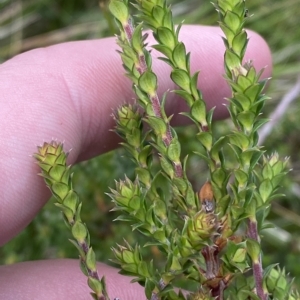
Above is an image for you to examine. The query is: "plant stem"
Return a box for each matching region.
[117,11,182,177]
[247,218,267,300]
[34,141,109,300]
[122,21,173,148]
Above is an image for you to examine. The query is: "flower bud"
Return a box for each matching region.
[109,177,143,211]
[190,288,214,300]
[114,104,142,134]
[265,267,291,299]
[198,181,215,213]
[187,211,217,246]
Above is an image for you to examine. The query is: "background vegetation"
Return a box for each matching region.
[1,0,299,290]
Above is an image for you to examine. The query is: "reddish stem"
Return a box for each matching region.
[123,21,182,177]
[247,219,267,300]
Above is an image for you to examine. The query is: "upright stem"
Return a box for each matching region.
[122,21,182,177]
[247,218,267,300]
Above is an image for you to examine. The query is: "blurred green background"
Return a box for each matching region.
[1,0,300,290]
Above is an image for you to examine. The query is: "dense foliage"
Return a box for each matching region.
[1,0,299,294]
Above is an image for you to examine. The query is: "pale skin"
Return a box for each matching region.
[0,25,272,299]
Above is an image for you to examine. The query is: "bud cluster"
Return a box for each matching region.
[265,267,299,300]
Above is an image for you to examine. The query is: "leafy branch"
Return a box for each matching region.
[34,0,299,299]
[34,142,109,300]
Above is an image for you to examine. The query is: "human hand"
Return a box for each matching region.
[0,25,272,299]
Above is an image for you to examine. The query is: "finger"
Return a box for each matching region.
[0,25,272,245]
[0,259,146,299]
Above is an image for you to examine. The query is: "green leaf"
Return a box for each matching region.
[245,196,256,217]
[237,1,248,17]
[262,163,273,180]
[237,111,256,132]
[211,136,226,163]
[120,52,133,70]
[145,102,154,117]
[145,278,155,299]
[216,194,231,216]
[63,190,79,213]
[166,253,181,273]
[232,30,248,57]
[145,116,167,136]
[173,90,194,107]
[246,238,261,263]
[217,1,234,14]
[259,179,273,202]
[224,10,241,33]
[231,205,244,221]
[167,138,181,162]
[135,167,151,187]
[138,71,157,95]
[234,169,248,187]
[172,177,187,194]
[69,239,86,258]
[86,247,97,272]
[191,100,207,125]
[152,44,173,60]
[51,182,69,201]
[171,69,191,92]
[153,198,167,220]
[272,160,285,177]
[153,229,167,243]
[138,145,152,166]
[211,168,227,188]
[172,42,187,70]
[125,72,139,86]
[232,92,251,110]
[144,209,155,230]
[159,156,174,179]
[162,9,173,30]
[233,247,247,264]
[54,203,74,224]
[109,0,129,24]
[229,132,249,150]
[129,195,142,210]
[122,248,135,264]
[156,26,176,50]
[72,221,88,243]
[207,107,215,125]
[237,75,252,91]
[122,263,138,275]
[196,132,212,151]
[249,149,264,169]
[48,164,65,181]
[74,202,82,222]
[131,23,144,55]
[152,5,165,25]
[219,23,235,46]
[88,277,103,296]
[185,184,197,208]
[190,71,200,100]
[252,118,269,132]
[38,162,52,173]
[127,128,141,148]
[245,82,265,100]
[225,49,241,70]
